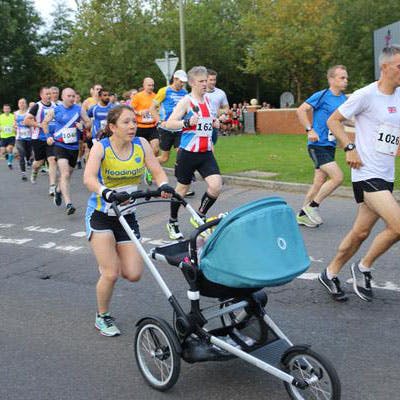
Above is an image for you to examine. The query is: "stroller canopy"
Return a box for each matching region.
[199,197,310,288]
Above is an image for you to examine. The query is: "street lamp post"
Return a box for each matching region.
[179,0,186,72]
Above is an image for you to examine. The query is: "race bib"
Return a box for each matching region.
[328,129,336,142]
[196,117,214,137]
[19,127,31,139]
[376,123,400,156]
[62,128,77,144]
[3,126,13,134]
[141,112,153,123]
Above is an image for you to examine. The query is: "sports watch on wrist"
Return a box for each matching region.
[305,126,312,132]
[344,143,356,152]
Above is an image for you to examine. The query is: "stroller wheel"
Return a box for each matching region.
[135,318,181,391]
[282,347,341,400]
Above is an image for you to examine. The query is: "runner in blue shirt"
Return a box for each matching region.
[43,88,91,215]
[296,65,349,227]
[87,88,115,143]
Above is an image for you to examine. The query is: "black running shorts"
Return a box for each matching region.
[352,178,394,204]
[175,149,220,185]
[159,127,182,151]
[85,209,141,243]
[54,146,79,168]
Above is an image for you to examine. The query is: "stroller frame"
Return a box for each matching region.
[111,190,340,399]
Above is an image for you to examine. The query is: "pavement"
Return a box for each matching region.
[1,160,399,400]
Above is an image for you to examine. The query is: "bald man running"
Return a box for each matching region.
[131,77,159,185]
[43,88,91,215]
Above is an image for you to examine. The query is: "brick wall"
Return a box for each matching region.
[255,108,308,135]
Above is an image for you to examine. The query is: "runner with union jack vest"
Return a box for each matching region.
[164,66,222,240]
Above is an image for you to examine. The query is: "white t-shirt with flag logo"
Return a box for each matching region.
[338,81,400,182]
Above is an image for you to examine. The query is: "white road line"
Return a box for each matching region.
[71,232,86,237]
[0,223,15,228]
[24,226,65,234]
[0,237,32,245]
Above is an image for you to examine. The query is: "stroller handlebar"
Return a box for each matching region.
[110,188,187,215]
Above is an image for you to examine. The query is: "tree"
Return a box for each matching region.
[0,0,42,105]
[240,0,339,102]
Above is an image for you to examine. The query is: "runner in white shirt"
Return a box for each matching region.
[206,69,229,145]
[319,45,400,302]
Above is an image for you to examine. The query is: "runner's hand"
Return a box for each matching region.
[158,184,174,199]
[47,137,54,146]
[102,189,131,203]
[346,149,363,169]
[307,129,319,142]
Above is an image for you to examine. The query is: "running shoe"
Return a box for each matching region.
[185,190,196,198]
[7,163,12,170]
[95,313,121,337]
[144,168,153,186]
[318,268,348,301]
[40,165,48,174]
[189,215,206,228]
[21,173,27,181]
[76,160,82,170]
[351,261,373,302]
[30,171,38,184]
[166,221,183,240]
[296,213,318,228]
[302,205,323,225]
[54,188,62,206]
[49,184,56,197]
[66,203,76,215]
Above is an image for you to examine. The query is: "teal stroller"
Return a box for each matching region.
[111,191,341,400]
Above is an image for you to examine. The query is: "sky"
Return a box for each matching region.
[33,0,77,22]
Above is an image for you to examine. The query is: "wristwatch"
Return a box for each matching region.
[344,143,356,152]
[305,126,312,132]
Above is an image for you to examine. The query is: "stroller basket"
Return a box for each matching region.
[199,197,310,288]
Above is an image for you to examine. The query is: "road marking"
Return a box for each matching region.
[24,226,65,234]
[0,223,15,228]
[0,236,32,245]
[55,245,82,252]
[40,242,56,249]
[71,231,86,237]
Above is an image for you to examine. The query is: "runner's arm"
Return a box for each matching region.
[23,105,39,128]
[164,97,197,130]
[42,109,55,135]
[80,109,92,129]
[328,110,362,169]
[83,141,105,194]
[296,101,319,142]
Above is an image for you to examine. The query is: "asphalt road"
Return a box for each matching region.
[0,160,399,400]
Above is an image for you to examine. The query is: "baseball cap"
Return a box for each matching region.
[173,70,188,82]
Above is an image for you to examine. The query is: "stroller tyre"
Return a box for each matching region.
[135,317,181,391]
[282,347,341,400]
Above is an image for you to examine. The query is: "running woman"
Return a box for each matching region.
[43,88,91,215]
[83,105,173,336]
[165,66,222,240]
[14,98,32,180]
[0,104,16,169]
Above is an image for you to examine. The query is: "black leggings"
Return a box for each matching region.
[16,140,32,172]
